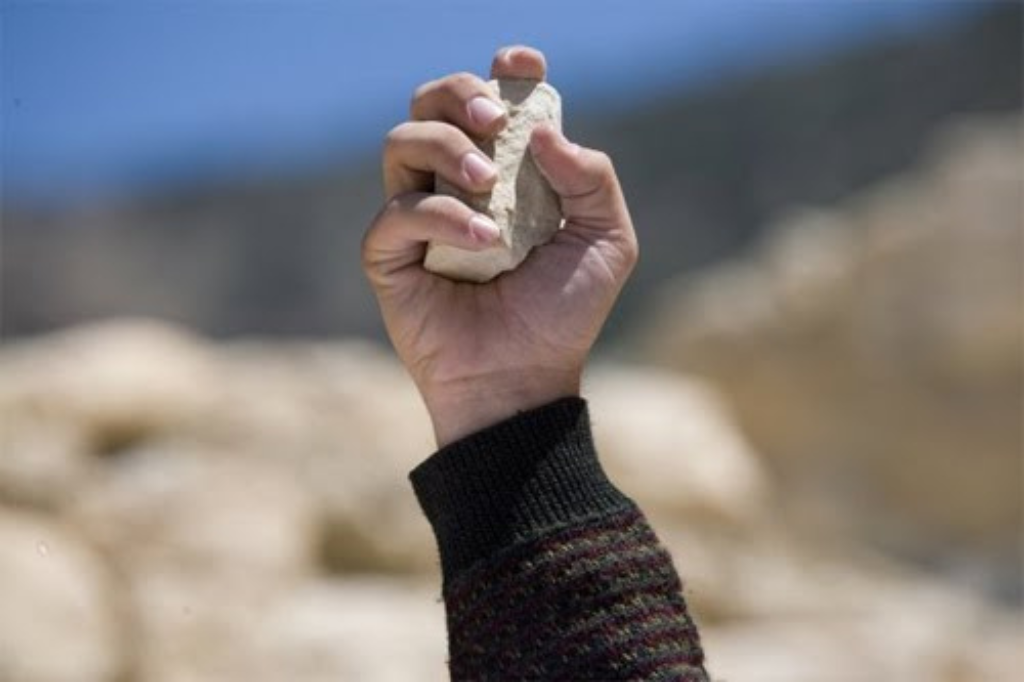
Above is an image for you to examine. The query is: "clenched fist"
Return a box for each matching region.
[362,46,638,447]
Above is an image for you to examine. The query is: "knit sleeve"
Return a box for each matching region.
[410,397,709,681]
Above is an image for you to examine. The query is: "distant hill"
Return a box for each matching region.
[2,4,1020,341]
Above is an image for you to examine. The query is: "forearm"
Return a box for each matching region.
[410,398,708,681]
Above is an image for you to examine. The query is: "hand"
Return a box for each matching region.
[362,46,638,447]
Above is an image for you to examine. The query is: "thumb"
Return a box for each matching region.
[529,124,627,225]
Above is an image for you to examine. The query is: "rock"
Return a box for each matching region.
[0,319,221,461]
[638,115,1024,600]
[586,366,770,527]
[0,320,438,574]
[126,574,444,682]
[0,509,125,682]
[249,579,446,682]
[700,568,1024,682]
[424,79,562,282]
[0,415,93,509]
[70,443,318,583]
[1,314,1022,680]
[206,340,438,574]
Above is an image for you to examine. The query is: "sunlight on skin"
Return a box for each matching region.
[364,46,638,447]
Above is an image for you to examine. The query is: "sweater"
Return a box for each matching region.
[410,397,709,681]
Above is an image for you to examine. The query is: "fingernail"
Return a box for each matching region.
[467,96,505,127]
[462,151,497,185]
[469,214,501,242]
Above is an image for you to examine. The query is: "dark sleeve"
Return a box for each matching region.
[410,397,709,681]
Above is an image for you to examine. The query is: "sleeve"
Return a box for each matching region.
[410,397,709,681]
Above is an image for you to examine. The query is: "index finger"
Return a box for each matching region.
[490,45,547,80]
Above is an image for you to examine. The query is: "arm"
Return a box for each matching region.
[362,46,708,680]
[412,398,707,680]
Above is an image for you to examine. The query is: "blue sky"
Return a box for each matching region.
[2,1,979,204]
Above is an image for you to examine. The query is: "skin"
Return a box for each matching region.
[362,46,638,448]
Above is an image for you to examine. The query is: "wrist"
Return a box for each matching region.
[421,369,581,448]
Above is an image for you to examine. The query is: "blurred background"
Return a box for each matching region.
[1,1,1021,680]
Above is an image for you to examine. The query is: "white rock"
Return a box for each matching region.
[640,116,1024,596]
[0,509,123,682]
[250,579,446,682]
[128,575,445,682]
[0,319,221,458]
[71,443,318,582]
[3,316,1022,681]
[424,79,562,282]
[587,365,770,526]
[0,415,93,508]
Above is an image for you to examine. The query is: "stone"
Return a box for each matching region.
[638,115,1024,602]
[125,574,445,682]
[0,415,93,509]
[424,78,563,282]
[586,366,770,527]
[0,509,124,682]
[1,318,1023,680]
[249,579,446,682]
[0,319,222,460]
[70,443,318,582]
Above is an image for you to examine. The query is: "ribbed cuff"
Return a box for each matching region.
[410,397,633,583]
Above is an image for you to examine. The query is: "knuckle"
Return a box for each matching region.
[383,122,411,156]
[591,151,615,178]
[409,79,435,117]
[447,71,478,91]
[622,236,640,268]
[435,122,464,148]
[420,121,466,158]
[361,201,398,272]
[360,221,378,273]
[588,151,618,193]
[360,231,373,270]
[379,194,403,215]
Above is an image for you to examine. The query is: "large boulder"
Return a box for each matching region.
[0,509,125,682]
[587,365,770,527]
[70,443,318,582]
[0,305,1021,680]
[639,116,1023,597]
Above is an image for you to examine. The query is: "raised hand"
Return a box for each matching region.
[363,46,638,447]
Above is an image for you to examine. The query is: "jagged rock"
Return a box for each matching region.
[425,79,562,282]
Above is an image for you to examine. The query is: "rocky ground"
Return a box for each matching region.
[1,115,1021,681]
[638,114,1023,606]
[1,319,1020,681]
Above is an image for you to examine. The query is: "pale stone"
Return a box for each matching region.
[70,444,318,582]
[0,509,124,682]
[424,78,562,282]
[1,292,1023,680]
[640,115,1024,600]
[586,366,770,526]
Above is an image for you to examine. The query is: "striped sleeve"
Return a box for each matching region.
[410,397,708,681]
